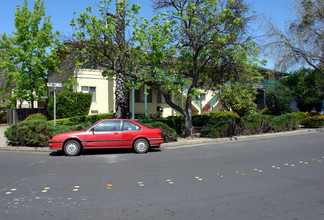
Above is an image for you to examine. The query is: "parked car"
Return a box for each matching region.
[48,119,164,156]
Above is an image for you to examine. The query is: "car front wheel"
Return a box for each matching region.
[63,140,81,156]
[133,138,149,153]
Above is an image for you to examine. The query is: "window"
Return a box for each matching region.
[200,93,206,101]
[135,87,152,103]
[123,121,141,131]
[94,120,121,132]
[157,92,166,104]
[81,86,96,102]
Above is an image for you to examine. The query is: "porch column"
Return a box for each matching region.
[144,85,147,118]
[132,80,135,119]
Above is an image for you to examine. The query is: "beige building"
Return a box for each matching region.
[48,67,285,118]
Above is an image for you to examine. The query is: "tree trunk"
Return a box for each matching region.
[114,0,127,119]
[184,97,193,137]
[114,72,127,119]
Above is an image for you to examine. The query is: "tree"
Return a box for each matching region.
[281,68,324,112]
[69,0,140,119]
[265,84,293,116]
[0,0,60,108]
[129,0,261,137]
[218,82,257,117]
[264,0,324,76]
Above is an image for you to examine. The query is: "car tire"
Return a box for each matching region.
[63,140,81,156]
[133,138,149,154]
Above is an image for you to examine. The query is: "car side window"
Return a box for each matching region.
[94,120,121,132]
[122,121,141,131]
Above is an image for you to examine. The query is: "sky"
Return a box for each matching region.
[0,0,294,69]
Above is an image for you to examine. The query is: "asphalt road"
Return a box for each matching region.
[0,132,324,220]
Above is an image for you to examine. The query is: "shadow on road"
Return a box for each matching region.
[49,148,161,157]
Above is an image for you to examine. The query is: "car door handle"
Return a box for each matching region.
[114,132,118,135]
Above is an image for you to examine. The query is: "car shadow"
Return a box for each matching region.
[49,148,161,157]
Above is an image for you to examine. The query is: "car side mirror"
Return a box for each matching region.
[90,128,95,134]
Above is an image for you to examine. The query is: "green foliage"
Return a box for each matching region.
[266,84,293,115]
[192,115,211,127]
[48,113,115,126]
[269,113,299,132]
[281,68,324,112]
[0,0,61,107]
[241,113,273,134]
[147,121,178,143]
[24,113,47,121]
[307,112,322,117]
[300,115,324,128]
[139,116,184,134]
[218,83,257,117]
[201,112,299,138]
[0,110,7,123]
[261,108,271,115]
[4,119,92,147]
[201,112,240,138]
[47,91,92,120]
[291,111,308,123]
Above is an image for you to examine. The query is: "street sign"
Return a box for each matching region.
[47,82,62,87]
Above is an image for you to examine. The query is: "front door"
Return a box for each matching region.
[84,120,122,148]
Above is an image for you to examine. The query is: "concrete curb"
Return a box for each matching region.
[0,127,323,153]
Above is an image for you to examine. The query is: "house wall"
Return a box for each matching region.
[76,69,115,114]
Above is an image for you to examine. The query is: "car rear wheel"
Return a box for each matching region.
[64,140,81,156]
[133,138,149,154]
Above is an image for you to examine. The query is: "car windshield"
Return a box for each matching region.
[82,120,100,131]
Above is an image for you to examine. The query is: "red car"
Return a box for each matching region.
[48,119,164,156]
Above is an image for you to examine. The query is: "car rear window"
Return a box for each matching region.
[136,121,155,129]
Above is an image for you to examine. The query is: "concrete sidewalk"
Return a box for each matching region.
[0,123,323,153]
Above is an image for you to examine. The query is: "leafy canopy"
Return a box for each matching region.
[0,0,61,108]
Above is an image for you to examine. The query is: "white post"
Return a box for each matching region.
[54,86,56,126]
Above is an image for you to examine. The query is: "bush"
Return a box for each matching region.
[270,113,299,132]
[241,113,273,134]
[261,108,271,115]
[148,122,178,143]
[24,113,47,121]
[218,83,257,117]
[139,116,184,134]
[300,115,324,128]
[4,119,90,147]
[48,113,115,126]
[0,111,7,123]
[291,112,308,123]
[307,112,322,117]
[47,91,92,120]
[266,84,293,116]
[201,112,240,138]
[192,115,211,127]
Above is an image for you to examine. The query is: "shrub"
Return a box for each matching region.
[4,119,88,147]
[47,91,92,120]
[261,108,271,115]
[24,113,47,121]
[0,111,7,123]
[218,83,257,117]
[270,113,299,132]
[201,111,241,138]
[140,116,184,134]
[192,115,211,127]
[300,115,324,128]
[307,112,322,117]
[241,113,273,134]
[291,112,308,123]
[266,84,293,116]
[48,113,115,126]
[146,121,178,143]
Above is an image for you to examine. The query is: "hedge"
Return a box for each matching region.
[300,115,324,128]
[47,91,92,120]
[48,113,115,126]
[147,122,178,143]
